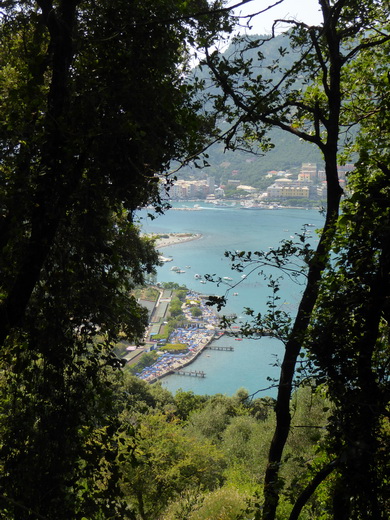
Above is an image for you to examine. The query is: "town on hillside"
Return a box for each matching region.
[162,162,354,206]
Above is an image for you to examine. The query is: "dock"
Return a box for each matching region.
[174,370,206,378]
[205,345,234,351]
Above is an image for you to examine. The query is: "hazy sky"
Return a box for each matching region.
[231,0,323,34]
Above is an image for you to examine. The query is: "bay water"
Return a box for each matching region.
[138,203,324,398]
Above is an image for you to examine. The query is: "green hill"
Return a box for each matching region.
[178,33,324,187]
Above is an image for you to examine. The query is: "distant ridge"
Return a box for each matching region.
[180,33,323,187]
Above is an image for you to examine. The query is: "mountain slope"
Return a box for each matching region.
[179,33,323,186]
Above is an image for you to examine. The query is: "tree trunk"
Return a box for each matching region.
[0,1,80,347]
[261,4,345,516]
[260,193,341,520]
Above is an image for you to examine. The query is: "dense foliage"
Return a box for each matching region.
[305,34,390,518]
[114,377,331,520]
[0,1,231,518]
[0,1,389,519]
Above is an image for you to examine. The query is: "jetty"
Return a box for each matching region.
[174,370,206,378]
[205,345,234,351]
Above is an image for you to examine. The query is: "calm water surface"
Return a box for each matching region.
[138,203,324,398]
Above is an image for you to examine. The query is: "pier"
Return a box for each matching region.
[174,370,206,378]
[205,346,234,351]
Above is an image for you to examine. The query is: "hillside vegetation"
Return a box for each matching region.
[114,374,332,520]
[179,33,324,187]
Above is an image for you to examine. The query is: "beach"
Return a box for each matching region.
[136,290,221,384]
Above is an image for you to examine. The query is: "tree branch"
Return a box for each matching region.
[343,34,390,64]
[288,459,339,520]
[256,115,324,148]
[136,0,284,28]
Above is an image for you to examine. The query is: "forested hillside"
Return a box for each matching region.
[100,375,332,520]
[0,1,389,520]
[182,126,323,186]
[179,33,324,186]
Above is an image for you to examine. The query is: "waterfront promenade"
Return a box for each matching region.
[136,291,221,383]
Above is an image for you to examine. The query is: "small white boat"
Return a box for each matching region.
[159,255,173,262]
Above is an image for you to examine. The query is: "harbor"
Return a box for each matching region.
[137,203,324,396]
[205,345,234,351]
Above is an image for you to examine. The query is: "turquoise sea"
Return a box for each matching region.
[138,203,324,398]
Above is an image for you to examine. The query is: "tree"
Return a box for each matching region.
[302,35,390,519]
[119,412,225,520]
[176,289,189,301]
[0,0,228,345]
[170,296,185,317]
[201,1,390,518]
[0,1,232,518]
[190,305,203,317]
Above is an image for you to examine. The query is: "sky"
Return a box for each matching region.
[230,0,323,35]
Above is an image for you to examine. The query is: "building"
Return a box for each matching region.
[337,164,354,180]
[227,179,241,187]
[300,163,318,182]
[236,184,258,194]
[267,178,310,199]
[215,186,225,198]
[167,179,218,200]
[317,179,347,199]
[207,176,215,195]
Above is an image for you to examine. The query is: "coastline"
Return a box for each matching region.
[147,332,218,384]
[155,232,203,249]
[136,291,221,384]
[136,205,322,394]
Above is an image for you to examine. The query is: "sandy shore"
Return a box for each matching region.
[155,232,202,249]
